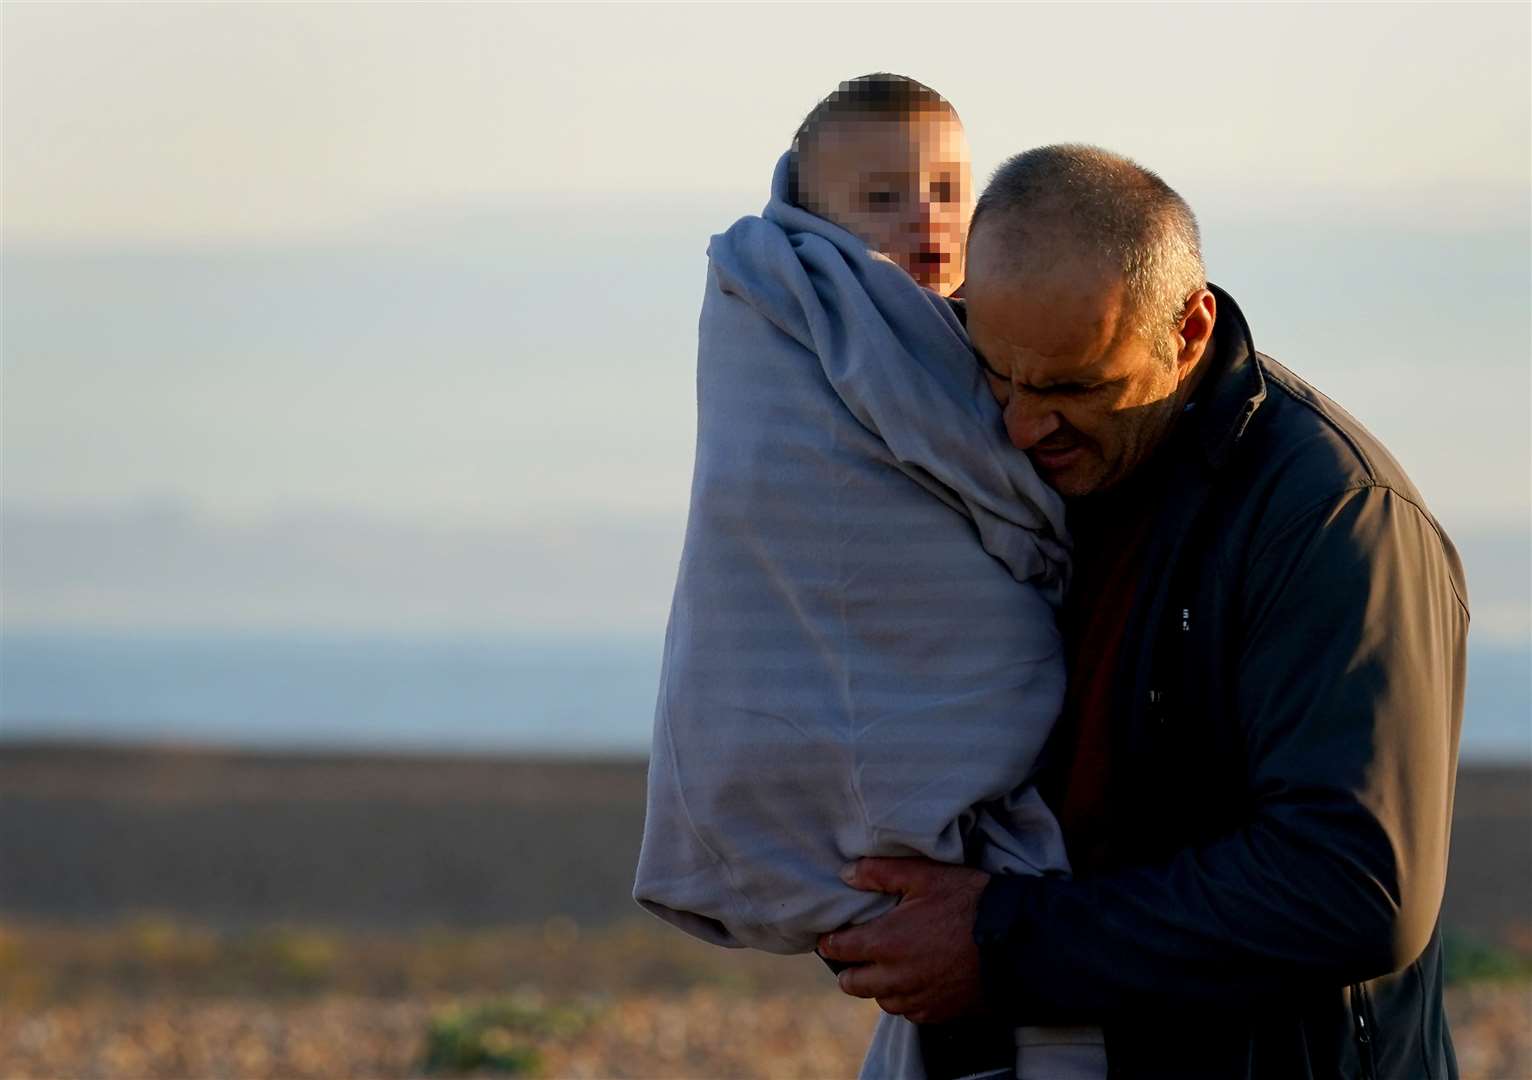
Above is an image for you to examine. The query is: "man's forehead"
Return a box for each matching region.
[965,244,1133,374]
[972,314,1124,382]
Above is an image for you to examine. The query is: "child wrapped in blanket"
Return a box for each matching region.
[633,74,1105,1080]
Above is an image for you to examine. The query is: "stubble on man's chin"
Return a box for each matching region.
[1074,400,1184,501]
[1114,400,1188,492]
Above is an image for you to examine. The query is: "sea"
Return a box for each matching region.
[0,630,1527,762]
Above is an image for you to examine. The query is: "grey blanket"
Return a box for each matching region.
[634,149,1078,943]
[633,152,1089,1074]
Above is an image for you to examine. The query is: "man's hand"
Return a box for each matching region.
[816,857,991,1025]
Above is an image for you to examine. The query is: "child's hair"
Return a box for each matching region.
[787,73,960,207]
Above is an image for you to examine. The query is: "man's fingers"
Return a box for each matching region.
[834,969,940,1022]
[841,855,938,895]
[875,995,921,1020]
[820,856,959,959]
[835,965,879,1000]
[837,963,915,1002]
[817,924,878,964]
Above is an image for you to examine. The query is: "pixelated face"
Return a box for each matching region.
[798,110,972,296]
[963,224,1189,498]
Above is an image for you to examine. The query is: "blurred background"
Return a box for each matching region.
[2,4,1528,1077]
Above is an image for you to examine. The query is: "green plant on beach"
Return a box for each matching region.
[422,994,597,1076]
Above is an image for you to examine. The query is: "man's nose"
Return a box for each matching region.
[1002,399,1061,451]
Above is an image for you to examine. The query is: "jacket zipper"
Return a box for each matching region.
[1349,982,1376,1080]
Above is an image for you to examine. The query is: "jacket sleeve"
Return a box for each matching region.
[974,483,1469,1019]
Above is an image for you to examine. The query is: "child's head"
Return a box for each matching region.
[789,74,973,297]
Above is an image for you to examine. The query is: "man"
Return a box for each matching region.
[816,145,1467,1078]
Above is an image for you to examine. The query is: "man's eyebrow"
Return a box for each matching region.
[1034,374,1125,394]
[1040,380,1099,392]
[971,349,1119,392]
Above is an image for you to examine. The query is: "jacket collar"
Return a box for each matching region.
[1187,283,1267,471]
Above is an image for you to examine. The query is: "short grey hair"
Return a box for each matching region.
[972,145,1205,362]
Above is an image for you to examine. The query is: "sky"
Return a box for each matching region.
[5,4,1529,243]
[3,2,1529,639]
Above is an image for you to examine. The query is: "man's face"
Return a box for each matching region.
[963,224,1197,498]
[799,111,973,296]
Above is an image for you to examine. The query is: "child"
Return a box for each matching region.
[633,75,1104,1080]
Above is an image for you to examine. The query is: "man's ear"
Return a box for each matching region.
[1176,288,1217,381]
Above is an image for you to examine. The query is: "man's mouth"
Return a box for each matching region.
[1030,442,1083,471]
[912,247,951,268]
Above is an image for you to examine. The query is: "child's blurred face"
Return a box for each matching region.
[798,110,973,296]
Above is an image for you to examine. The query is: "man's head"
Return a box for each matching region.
[963,145,1216,498]
[790,74,972,297]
